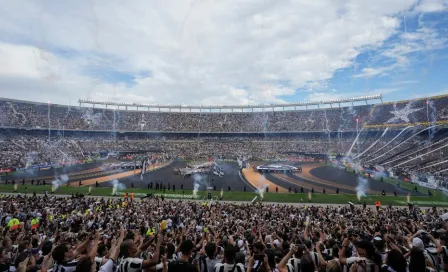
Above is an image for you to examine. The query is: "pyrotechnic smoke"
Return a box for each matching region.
[410,174,420,184]
[354,128,389,160]
[25,151,37,168]
[388,169,397,179]
[251,196,258,203]
[407,193,411,203]
[14,184,18,192]
[373,165,387,179]
[51,184,55,192]
[343,157,363,173]
[220,188,223,198]
[52,174,69,191]
[427,175,437,188]
[346,128,365,157]
[192,174,204,198]
[89,186,92,194]
[338,108,347,141]
[111,179,126,195]
[427,100,437,141]
[308,191,312,201]
[356,177,368,202]
[257,176,269,200]
[192,183,199,198]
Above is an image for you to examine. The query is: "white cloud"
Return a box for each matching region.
[0,0,443,105]
[415,0,448,12]
[353,26,447,78]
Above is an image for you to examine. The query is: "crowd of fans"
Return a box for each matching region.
[2,130,448,179]
[2,95,447,133]
[0,133,415,170]
[1,95,448,186]
[1,97,448,272]
[0,194,447,272]
[0,99,373,132]
[368,95,448,128]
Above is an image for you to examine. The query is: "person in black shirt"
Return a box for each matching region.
[168,240,199,272]
[0,248,11,272]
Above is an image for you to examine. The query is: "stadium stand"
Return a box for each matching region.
[1,96,448,272]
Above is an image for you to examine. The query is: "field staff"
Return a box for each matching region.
[375,200,381,211]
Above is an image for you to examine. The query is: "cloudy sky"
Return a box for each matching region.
[0,0,447,106]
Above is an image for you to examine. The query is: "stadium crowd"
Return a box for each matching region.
[0,134,418,170]
[0,97,430,133]
[2,95,448,133]
[368,95,448,128]
[1,94,448,188]
[0,194,447,272]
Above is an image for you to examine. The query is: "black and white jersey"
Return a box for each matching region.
[288,257,301,272]
[117,257,144,272]
[343,257,379,272]
[310,252,320,268]
[249,260,264,272]
[273,263,294,272]
[52,260,79,272]
[214,263,245,272]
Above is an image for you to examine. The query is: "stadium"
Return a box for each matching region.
[3,2,448,272]
[1,94,448,206]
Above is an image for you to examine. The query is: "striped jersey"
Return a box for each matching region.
[117,257,144,272]
[52,260,79,272]
[287,257,301,272]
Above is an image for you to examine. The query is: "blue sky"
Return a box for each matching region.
[0,0,447,106]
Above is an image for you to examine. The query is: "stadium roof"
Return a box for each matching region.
[79,94,382,111]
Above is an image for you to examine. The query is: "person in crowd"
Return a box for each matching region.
[0,182,447,272]
[214,245,245,272]
[169,240,199,272]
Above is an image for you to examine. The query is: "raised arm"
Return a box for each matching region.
[142,234,161,269]
[278,245,297,272]
[72,237,91,257]
[338,238,350,265]
[316,242,328,267]
[88,231,101,261]
[109,227,125,262]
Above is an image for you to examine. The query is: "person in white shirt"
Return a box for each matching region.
[214,245,245,272]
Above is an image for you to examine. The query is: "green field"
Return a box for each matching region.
[1,184,447,207]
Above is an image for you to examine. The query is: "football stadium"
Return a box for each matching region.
[2,2,448,272]
[1,94,448,206]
